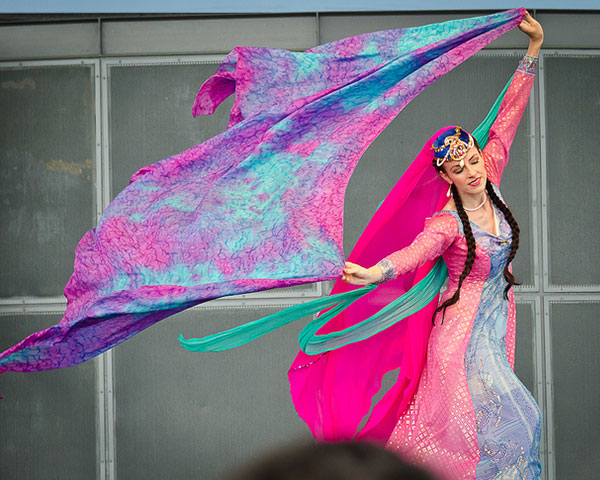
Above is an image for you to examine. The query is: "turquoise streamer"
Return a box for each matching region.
[178,73,513,355]
[299,259,448,354]
[179,259,446,354]
[179,283,377,352]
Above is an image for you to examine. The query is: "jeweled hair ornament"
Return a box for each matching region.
[431,126,474,168]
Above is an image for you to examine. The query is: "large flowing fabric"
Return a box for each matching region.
[0,8,525,374]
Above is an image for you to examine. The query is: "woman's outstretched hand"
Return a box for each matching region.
[341,261,383,285]
[519,11,544,47]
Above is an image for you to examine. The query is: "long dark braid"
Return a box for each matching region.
[485,180,522,298]
[431,145,522,325]
[431,182,477,325]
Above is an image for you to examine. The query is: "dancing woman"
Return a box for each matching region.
[340,11,544,480]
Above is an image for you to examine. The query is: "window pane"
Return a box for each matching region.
[0,65,96,297]
[0,313,97,479]
[544,55,600,287]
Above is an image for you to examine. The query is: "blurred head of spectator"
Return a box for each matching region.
[221,439,440,480]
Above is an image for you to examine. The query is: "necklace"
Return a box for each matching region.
[463,193,487,212]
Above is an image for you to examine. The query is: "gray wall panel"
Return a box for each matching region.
[0,64,96,298]
[103,16,317,55]
[536,13,600,49]
[113,306,312,480]
[3,12,599,61]
[0,22,100,61]
[514,302,536,395]
[0,314,97,480]
[549,302,600,480]
[544,55,600,287]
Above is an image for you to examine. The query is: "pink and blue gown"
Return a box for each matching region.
[376,58,542,480]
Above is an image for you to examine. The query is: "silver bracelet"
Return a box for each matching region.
[374,258,395,284]
[517,54,538,76]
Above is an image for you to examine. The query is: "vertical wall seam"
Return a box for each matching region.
[315,12,320,47]
[528,70,540,293]
[93,56,106,480]
[533,50,549,479]
[100,55,117,480]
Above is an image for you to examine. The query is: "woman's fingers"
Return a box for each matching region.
[518,10,543,40]
[519,11,533,29]
[341,261,370,285]
[518,18,531,31]
[341,274,367,285]
[343,261,363,273]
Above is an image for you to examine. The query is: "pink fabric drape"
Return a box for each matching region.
[288,126,456,443]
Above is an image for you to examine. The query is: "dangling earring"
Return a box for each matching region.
[446,184,452,197]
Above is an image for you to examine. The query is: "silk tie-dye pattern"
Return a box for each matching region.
[0,9,526,373]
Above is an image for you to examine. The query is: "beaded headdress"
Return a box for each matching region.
[431,126,474,168]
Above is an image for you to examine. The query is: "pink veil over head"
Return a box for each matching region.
[288,126,456,444]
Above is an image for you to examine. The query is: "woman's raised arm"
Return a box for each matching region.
[484,11,543,186]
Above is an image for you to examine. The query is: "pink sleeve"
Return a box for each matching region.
[484,55,537,186]
[375,213,458,282]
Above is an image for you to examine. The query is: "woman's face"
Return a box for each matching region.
[439,145,487,195]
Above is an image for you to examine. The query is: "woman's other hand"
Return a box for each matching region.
[519,11,544,50]
[341,261,382,285]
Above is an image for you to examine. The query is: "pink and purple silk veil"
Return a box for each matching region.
[0,9,525,381]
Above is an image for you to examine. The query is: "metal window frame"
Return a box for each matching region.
[537,51,600,479]
[0,57,104,480]
[539,50,600,293]
[0,57,101,309]
[526,72,542,293]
